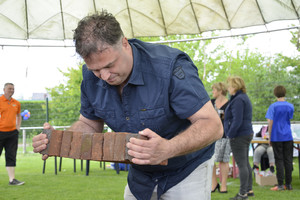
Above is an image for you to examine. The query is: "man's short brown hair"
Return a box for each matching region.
[4,83,14,88]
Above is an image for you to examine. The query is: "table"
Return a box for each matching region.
[251,138,300,178]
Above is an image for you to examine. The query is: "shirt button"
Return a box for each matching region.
[126,117,130,120]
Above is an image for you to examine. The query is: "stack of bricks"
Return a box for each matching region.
[40,129,147,164]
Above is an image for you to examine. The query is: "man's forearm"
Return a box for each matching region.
[67,114,104,133]
[68,120,104,133]
[16,115,22,130]
[168,117,223,158]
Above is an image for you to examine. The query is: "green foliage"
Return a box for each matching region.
[139,34,299,121]
[44,33,299,125]
[46,64,83,126]
[20,100,47,137]
[20,100,47,127]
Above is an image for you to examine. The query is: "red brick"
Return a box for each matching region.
[91,133,104,161]
[103,132,116,161]
[69,132,82,159]
[60,131,73,158]
[81,133,94,160]
[40,130,167,165]
[48,130,64,156]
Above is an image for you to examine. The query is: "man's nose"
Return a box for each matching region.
[100,69,110,81]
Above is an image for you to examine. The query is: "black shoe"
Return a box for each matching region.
[211,183,220,193]
[9,179,25,186]
[285,184,293,190]
[270,166,275,173]
[229,193,248,200]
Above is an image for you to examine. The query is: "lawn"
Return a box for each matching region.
[0,146,300,200]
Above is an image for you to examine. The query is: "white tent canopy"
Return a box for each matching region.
[0,0,300,42]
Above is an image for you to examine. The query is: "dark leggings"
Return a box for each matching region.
[230,134,253,195]
[0,130,19,166]
[271,141,294,185]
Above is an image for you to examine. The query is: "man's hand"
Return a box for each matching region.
[126,128,170,165]
[32,122,54,160]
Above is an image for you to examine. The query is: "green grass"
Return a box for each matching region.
[1,146,300,200]
[0,146,127,200]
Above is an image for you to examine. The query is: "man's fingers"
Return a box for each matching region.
[43,122,53,130]
[42,154,49,160]
[32,133,47,142]
[32,138,48,148]
[128,149,151,159]
[32,133,48,153]
[33,143,47,153]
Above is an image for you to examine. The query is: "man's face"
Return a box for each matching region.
[84,37,133,87]
[4,84,14,98]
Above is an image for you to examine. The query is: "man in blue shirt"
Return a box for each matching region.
[32,11,222,200]
[266,85,294,191]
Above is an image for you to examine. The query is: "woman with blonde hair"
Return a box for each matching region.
[211,82,230,194]
[224,76,254,200]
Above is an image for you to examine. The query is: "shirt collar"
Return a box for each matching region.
[0,95,10,101]
[127,40,144,86]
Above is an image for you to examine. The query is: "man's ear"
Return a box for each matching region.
[122,37,129,48]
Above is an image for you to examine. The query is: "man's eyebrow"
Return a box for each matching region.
[87,61,114,71]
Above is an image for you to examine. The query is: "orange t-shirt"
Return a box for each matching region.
[0,95,21,132]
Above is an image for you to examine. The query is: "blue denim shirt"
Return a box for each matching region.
[80,39,213,200]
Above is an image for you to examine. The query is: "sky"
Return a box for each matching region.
[0,20,299,100]
[0,44,81,100]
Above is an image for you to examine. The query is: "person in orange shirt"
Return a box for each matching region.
[0,83,24,185]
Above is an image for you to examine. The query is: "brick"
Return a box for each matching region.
[40,129,52,155]
[81,133,94,160]
[91,133,104,161]
[39,130,168,165]
[113,132,128,161]
[69,132,82,159]
[125,133,147,162]
[103,132,116,161]
[60,131,73,158]
[48,130,64,156]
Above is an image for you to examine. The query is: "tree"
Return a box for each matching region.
[46,64,83,126]
[46,33,299,126]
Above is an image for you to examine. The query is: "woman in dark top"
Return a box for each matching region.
[224,76,254,200]
[211,82,230,193]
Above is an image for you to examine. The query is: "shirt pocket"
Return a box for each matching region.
[139,107,167,133]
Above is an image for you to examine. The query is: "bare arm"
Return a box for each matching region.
[168,101,223,157]
[16,113,22,131]
[267,119,273,145]
[127,101,223,165]
[67,114,104,133]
